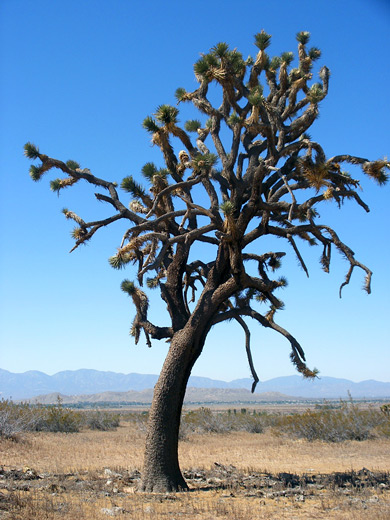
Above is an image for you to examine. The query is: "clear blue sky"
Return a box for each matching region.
[0,0,389,383]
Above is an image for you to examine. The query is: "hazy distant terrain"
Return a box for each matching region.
[23,388,303,405]
[1,368,390,401]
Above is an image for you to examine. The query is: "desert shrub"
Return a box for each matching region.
[181,408,230,435]
[377,403,390,437]
[34,398,82,433]
[83,410,120,431]
[274,399,384,442]
[180,407,266,436]
[178,401,388,442]
[0,398,123,436]
[380,403,390,418]
[0,399,43,440]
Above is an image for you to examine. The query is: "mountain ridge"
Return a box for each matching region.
[1,368,390,400]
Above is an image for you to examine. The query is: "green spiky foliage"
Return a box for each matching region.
[193,53,218,79]
[191,153,218,173]
[174,88,187,102]
[308,47,321,61]
[225,49,245,75]
[155,105,179,125]
[211,42,229,58]
[142,116,160,133]
[245,55,254,66]
[141,162,168,183]
[146,276,159,289]
[29,164,43,181]
[24,142,40,160]
[296,31,310,44]
[50,177,77,194]
[280,51,294,65]
[120,279,136,295]
[268,56,282,71]
[141,162,158,181]
[307,83,325,103]
[227,112,241,126]
[109,252,134,269]
[254,30,272,50]
[184,120,202,132]
[193,48,245,82]
[220,200,235,217]
[50,179,63,193]
[121,176,146,198]
[248,85,264,106]
[66,160,80,170]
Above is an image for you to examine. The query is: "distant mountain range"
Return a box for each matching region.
[1,368,390,401]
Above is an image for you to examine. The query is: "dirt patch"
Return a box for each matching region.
[1,465,389,519]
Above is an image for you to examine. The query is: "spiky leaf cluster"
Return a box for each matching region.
[141,162,157,180]
[142,116,160,133]
[121,176,146,198]
[155,105,179,125]
[277,276,288,288]
[268,255,283,271]
[120,279,136,295]
[191,153,218,173]
[248,85,264,106]
[174,88,187,102]
[211,42,229,58]
[308,47,321,61]
[194,53,219,78]
[146,277,159,289]
[24,142,40,160]
[194,46,245,81]
[227,112,241,126]
[363,160,389,185]
[281,51,294,65]
[220,200,235,217]
[29,164,43,181]
[66,160,80,170]
[307,83,325,103]
[296,31,310,44]
[184,119,202,132]
[71,227,86,240]
[268,56,282,71]
[254,30,272,50]
[50,179,63,193]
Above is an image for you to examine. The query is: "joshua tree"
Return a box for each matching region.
[25,30,388,492]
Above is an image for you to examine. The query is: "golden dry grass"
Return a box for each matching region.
[1,421,390,519]
[2,422,390,474]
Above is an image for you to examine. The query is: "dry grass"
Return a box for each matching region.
[182,431,390,474]
[2,422,390,475]
[1,423,145,474]
[1,421,390,519]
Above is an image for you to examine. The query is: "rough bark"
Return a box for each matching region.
[139,327,205,491]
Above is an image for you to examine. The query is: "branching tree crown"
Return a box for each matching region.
[25,30,388,491]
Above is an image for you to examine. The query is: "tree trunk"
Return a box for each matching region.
[139,326,205,492]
